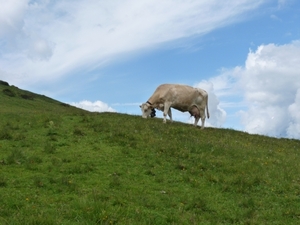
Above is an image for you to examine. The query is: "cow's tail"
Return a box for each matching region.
[206,94,210,119]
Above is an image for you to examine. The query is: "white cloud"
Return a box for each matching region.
[111,103,140,106]
[287,89,300,138]
[0,0,268,87]
[70,100,116,113]
[277,0,293,9]
[240,41,300,138]
[270,14,282,21]
[206,40,300,139]
[27,36,54,61]
[0,0,28,38]
[240,106,288,137]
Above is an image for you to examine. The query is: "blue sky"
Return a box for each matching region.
[1,0,300,139]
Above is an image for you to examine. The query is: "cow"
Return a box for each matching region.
[140,84,210,129]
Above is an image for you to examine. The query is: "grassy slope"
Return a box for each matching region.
[0,82,300,224]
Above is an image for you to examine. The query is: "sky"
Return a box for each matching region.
[1,0,300,139]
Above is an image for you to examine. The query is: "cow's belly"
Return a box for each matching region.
[172,103,190,112]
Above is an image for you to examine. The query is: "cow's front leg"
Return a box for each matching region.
[163,103,171,123]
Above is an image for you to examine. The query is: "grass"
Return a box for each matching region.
[0,82,300,224]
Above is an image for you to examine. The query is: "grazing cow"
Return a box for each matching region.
[140,84,210,129]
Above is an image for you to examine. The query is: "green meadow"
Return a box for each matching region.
[0,82,300,224]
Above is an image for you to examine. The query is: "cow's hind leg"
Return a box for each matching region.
[167,108,173,122]
[199,109,206,129]
[194,116,200,127]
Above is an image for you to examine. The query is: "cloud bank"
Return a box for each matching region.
[70,100,116,113]
[0,0,267,87]
[200,40,300,139]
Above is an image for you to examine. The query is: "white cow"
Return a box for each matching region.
[140,84,209,129]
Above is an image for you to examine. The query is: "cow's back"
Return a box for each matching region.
[148,84,177,104]
[167,84,201,112]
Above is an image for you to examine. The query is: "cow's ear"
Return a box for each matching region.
[139,105,141,108]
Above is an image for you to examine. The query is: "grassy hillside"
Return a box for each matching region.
[1,81,300,224]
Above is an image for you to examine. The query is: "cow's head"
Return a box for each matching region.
[140,102,154,118]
